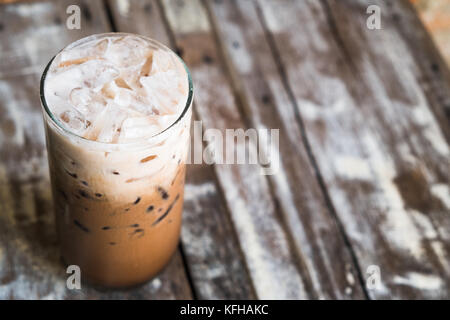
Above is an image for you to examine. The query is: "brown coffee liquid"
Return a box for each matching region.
[50,157,186,288]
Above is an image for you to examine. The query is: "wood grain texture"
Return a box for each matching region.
[205,0,366,299]
[255,0,450,299]
[182,157,257,299]
[106,0,171,45]
[1,0,449,300]
[0,0,192,299]
[388,0,450,137]
[410,0,450,67]
[158,0,310,299]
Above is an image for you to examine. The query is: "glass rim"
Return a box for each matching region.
[39,32,193,147]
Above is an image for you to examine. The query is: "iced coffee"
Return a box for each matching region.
[40,33,192,288]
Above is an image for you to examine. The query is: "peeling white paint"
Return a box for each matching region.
[430,240,450,274]
[258,0,328,51]
[163,0,209,34]
[205,265,227,279]
[270,158,325,296]
[423,128,450,156]
[335,156,372,180]
[7,2,52,16]
[298,98,347,121]
[431,184,450,209]
[397,143,417,165]
[0,65,43,78]
[0,236,66,299]
[362,133,425,259]
[414,210,438,239]
[411,210,438,239]
[184,182,216,202]
[223,24,253,74]
[412,105,434,127]
[412,101,450,157]
[151,277,162,290]
[393,272,443,291]
[257,0,283,33]
[117,0,130,16]
[40,281,67,300]
[252,0,448,300]
[215,167,307,299]
[346,271,355,286]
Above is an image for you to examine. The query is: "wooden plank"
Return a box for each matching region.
[107,0,257,299]
[106,0,172,46]
[157,0,311,299]
[182,160,257,299]
[256,0,450,299]
[0,0,192,299]
[409,0,450,68]
[388,0,450,137]
[205,0,366,299]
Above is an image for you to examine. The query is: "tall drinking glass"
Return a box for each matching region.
[40,33,193,288]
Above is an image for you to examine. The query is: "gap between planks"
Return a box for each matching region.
[203,0,368,299]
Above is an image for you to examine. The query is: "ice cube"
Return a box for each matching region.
[59,38,110,64]
[83,102,128,143]
[140,70,184,115]
[69,87,91,109]
[101,80,120,100]
[150,50,177,75]
[47,59,119,98]
[155,114,178,130]
[113,86,155,116]
[113,87,132,107]
[104,36,152,69]
[83,60,120,92]
[45,35,189,143]
[118,116,161,143]
[57,106,88,136]
[118,55,154,92]
[68,87,109,124]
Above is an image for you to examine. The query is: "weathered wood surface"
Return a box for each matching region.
[159,0,314,299]
[203,0,366,299]
[253,0,450,298]
[0,0,449,300]
[410,0,450,67]
[0,0,192,299]
[389,0,450,136]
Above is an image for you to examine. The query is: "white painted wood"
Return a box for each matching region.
[257,0,450,299]
[161,0,308,299]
